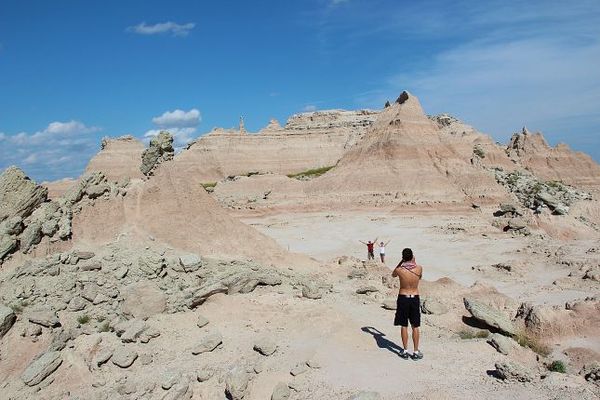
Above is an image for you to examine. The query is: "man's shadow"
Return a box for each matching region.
[361,326,406,357]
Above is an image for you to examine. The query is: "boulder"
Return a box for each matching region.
[494,361,534,382]
[191,332,223,355]
[253,337,278,356]
[0,166,48,221]
[0,215,23,235]
[0,305,17,338]
[271,382,290,400]
[421,298,448,315]
[28,309,61,328]
[122,282,166,320]
[302,283,322,300]
[137,252,166,277]
[178,254,202,272]
[225,368,249,400]
[463,297,516,336]
[196,367,214,382]
[0,235,18,260]
[20,222,43,252]
[290,363,309,376]
[161,382,191,400]
[93,348,113,367]
[580,362,600,384]
[21,351,62,386]
[140,131,174,176]
[85,183,109,199]
[111,347,138,368]
[487,333,518,355]
[382,299,397,310]
[120,319,147,343]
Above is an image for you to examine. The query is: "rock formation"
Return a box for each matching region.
[140,131,174,176]
[86,135,146,182]
[173,109,379,182]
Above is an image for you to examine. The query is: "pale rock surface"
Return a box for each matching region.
[85,135,145,181]
[21,351,63,386]
[0,304,16,337]
[122,282,167,319]
[463,297,516,336]
[494,361,535,382]
[140,131,174,176]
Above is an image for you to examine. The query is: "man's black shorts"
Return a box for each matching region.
[394,294,421,327]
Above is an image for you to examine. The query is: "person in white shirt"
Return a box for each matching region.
[378,240,391,263]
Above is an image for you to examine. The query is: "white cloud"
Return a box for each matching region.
[127,21,195,37]
[0,120,102,182]
[152,108,201,128]
[145,108,202,149]
[303,105,317,112]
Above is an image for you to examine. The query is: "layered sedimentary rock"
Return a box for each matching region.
[506,128,600,191]
[173,110,379,182]
[307,92,512,206]
[85,136,145,182]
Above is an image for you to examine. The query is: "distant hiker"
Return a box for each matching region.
[392,248,423,360]
[359,237,378,260]
[378,240,391,263]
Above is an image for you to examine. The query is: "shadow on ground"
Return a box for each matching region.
[361,326,406,357]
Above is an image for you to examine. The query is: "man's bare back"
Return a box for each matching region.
[394,263,422,295]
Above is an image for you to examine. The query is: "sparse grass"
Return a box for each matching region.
[98,321,111,332]
[77,314,90,324]
[9,303,23,313]
[200,182,217,190]
[96,315,106,322]
[548,360,567,373]
[458,329,489,339]
[515,331,551,357]
[473,145,485,159]
[287,165,335,180]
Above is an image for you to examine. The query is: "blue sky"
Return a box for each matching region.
[1,0,599,182]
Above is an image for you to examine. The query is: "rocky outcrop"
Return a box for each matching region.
[86,135,145,182]
[173,110,379,182]
[495,169,591,215]
[141,131,174,176]
[21,351,63,386]
[506,127,600,190]
[463,297,516,336]
[0,166,48,221]
[494,361,534,382]
[0,304,16,337]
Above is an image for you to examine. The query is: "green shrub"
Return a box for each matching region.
[473,145,485,159]
[200,182,217,189]
[287,165,335,180]
[548,360,566,373]
[77,314,90,324]
[98,321,111,332]
[515,331,551,356]
[458,329,489,339]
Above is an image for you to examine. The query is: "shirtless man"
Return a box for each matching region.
[359,237,378,261]
[392,248,423,360]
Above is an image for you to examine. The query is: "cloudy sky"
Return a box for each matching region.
[1,0,599,181]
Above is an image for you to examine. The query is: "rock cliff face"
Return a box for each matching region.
[506,128,600,191]
[307,92,512,206]
[85,136,145,182]
[173,110,379,182]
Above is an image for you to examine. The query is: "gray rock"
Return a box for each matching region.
[161,382,191,400]
[21,351,62,386]
[114,265,129,279]
[28,309,61,328]
[356,286,379,295]
[290,363,309,376]
[112,347,138,368]
[161,371,180,390]
[0,235,18,260]
[196,367,214,382]
[225,368,249,400]
[347,391,382,400]
[196,314,209,328]
[494,361,534,382]
[580,362,600,384]
[0,215,23,235]
[254,337,278,356]
[68,297,87,312]
[138,252,166,277]
[271,382,290,400]
[178,254,202,272]
[507,218,527,231]
[487,333,518,355]
[0,166,48,221]
[463,297,516,336]
[188,282,228,308]
[80,261,102,271]
[122,282,166,320]
[20,221,43,252]
[120,319,147,343]
[85,184,109,199]
[302,283,322,300]
[0,304,17,338]
[191,332,223,355]
[140,131,174,176]
[421,298,448,315]
[74,251,95,260]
